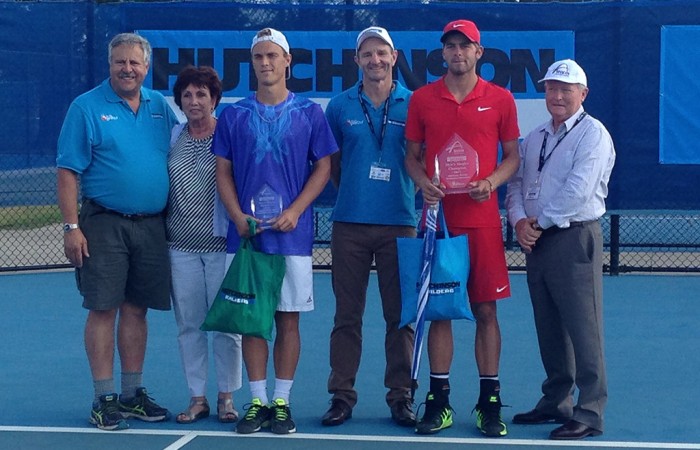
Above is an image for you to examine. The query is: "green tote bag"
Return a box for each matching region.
[201,238,286,341]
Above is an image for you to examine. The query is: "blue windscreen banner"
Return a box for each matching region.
[659,25,700,164]
[139,29,574,134]
[6,0,700,210]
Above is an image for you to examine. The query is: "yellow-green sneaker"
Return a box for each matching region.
[236,398,271,434]
[270,398,296,434]
[474,395,507,437]
[118,387,170,422]
[415,392,453,435]
[90,393,129,431]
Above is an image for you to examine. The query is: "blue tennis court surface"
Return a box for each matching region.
[1,270,698,449]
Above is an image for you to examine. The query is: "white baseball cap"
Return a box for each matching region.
[539,59,587,87]
[251,28,290,54]
[356,26,394,53]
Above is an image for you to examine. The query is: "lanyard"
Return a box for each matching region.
[538,111,587,172]
[358,83,390,151]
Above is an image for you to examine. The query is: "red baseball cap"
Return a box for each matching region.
[441,20,480,45]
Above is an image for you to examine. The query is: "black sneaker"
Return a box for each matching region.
[415,392,453,435]
[270,398,296,434]
[119,387,170,422]
[474,395,507,437]
[90,393,128,431]
[236,398,271,434]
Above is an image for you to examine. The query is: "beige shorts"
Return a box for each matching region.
[226,254,314,312]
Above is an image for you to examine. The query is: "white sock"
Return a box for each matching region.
[249,380,268,404]
[272,378,294,404]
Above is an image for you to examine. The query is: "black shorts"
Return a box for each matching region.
[76,199,171,311]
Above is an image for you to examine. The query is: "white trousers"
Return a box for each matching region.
[170,249,242,396]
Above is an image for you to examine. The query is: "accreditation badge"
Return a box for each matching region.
[526,180,541,200]
[369,162,391,182]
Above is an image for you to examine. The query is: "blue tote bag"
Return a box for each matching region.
[397,203,474,328]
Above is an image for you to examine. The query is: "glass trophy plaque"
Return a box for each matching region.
[435,133,479,194]
[250,183,283,229]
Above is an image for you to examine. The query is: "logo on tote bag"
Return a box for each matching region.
[425,280,462,295]
[221,289,256,305]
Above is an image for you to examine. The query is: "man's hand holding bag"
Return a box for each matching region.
[397,202,474,327]
[201,231,285,341]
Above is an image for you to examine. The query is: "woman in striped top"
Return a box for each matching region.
[166,66,242,425]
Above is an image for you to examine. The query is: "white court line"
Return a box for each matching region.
[1,426,698,449]
[162,431,198,450]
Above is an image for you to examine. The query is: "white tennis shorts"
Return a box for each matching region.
[225,253,314,312]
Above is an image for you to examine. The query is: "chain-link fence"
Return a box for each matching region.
[311,209,700,274]
[2,0,698,273]
[2,168,699,273]
[0,162,63,271]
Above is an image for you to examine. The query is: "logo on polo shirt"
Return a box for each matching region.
[100,114,118,121]
[345,119,364,126]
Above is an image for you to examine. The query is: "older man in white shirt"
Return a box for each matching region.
[505,59,615,441]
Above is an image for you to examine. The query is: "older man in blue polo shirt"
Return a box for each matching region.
[322,26,417,428]
[57,33,178,431]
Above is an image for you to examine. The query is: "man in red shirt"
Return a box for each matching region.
[405,19,520,437]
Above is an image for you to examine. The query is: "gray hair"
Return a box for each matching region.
[108,33,152,65]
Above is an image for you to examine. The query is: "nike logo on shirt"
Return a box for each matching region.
[477,106,492,112]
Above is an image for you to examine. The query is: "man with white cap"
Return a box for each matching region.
[321,26,416,428]
[505,59,615,440]
[405,19,520,437]
[213,27,337,435]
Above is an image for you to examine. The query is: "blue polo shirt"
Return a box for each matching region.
[57,79,178,214]
[326,81,415,227]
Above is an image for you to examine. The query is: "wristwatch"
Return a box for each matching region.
[63,223,79,232]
